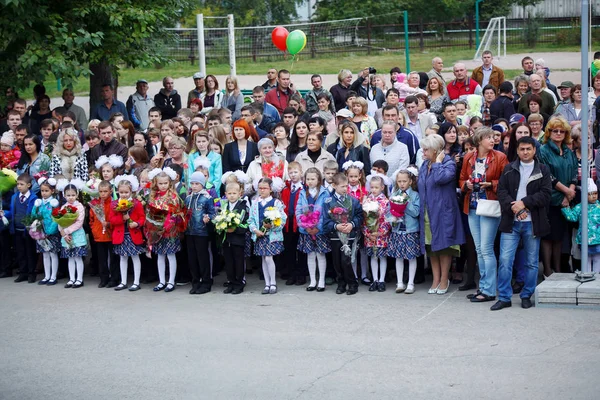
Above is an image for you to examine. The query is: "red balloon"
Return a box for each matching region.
[271,26,289,52]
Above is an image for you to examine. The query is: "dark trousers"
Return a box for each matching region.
[223,242,245,290]
[15,231,37,278]
[0,230,12,276]
[209,234,222,275]
[187,235,211,288]
[282,232,307,278]
[176,236,191,283]
[96,242,119,284]
[330,239,357,288]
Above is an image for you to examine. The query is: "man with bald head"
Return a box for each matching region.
[153,76,181,120]
[446,63,482,100]
[517,73,556,116]
[428,57,446,85]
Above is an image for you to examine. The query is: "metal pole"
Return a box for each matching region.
[403,11,410,72]
[581,0,590,272]
[503,17,506,58]
[475,0,483,50]
[196,14,206,76]
[227,14,236,76]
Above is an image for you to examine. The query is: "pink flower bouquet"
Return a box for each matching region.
[389,193,410,218]
[298,205,321,239]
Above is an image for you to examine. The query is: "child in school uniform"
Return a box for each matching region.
[280,161,307,286]
[248,177,287,294]
[90,180,119,288]
[32,177,60,285]
[221,181,249,294]
[344,160,370,285]
[323,173,363,295]
[296,167,331,291]
[387,169,421,294]
[110,176,146,291]
[5,174,38,283]
[95,155,123,199]
[185,171,215,294]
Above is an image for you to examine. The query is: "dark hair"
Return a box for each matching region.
[148,106,162,116]
[507,123,531,162]
[390,67,402,74]
[372,159,389,173]
[386,88,400,98]
[307,116,327,136]
[17,173,33,185]
[282,107,297,117]
[528,93,543,107]
[332,172,348,185]
[101,83,114,91]
[462,137,475,153]
[345,91,358,101]
[205,74,219,91]
[258,177,274,190]
[570,84,582,102]
[241,104,255,115]
[252,85,265,94]
[97,121,113,131]
[415,93,430,108]
[482,84,497,95]
[443,102,457,112]
[40,119,54,130]
[288,120,310,156]
[130,142,150,165]
[85,129,99,140]
[15,124,29,133]
[517,136,537,148]
[404,95,418,106]
[469,116,484,126]
[493,118,509,126]
[16,134,41,169]
[382,104,399,115]
[499,81,513,94]
[439,122,461,156]
[272,122,289,137]
[278,69,290,77]
[250,101,264,114]
[316,93,331,102]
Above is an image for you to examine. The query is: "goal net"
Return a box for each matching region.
[473,17,507,60]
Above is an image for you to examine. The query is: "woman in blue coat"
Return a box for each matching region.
[418,134,465,295]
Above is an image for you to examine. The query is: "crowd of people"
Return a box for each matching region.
[1,51,599,311]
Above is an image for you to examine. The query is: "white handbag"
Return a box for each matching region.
[475,199,501,218]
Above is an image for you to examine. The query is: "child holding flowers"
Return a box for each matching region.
[343,160,370,285]
[219,181,249,294]
[31,177,60,285]
[249,177,286,294]
[296,167,330,292]
[89,180,118,288]
[55,179,87,288]
[387,169,421,294]
[145,167,186,293]
[110,176,146,292]
[363,174,392,292]
[185,171,216,295]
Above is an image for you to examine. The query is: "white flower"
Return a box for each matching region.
[34,199,42,207]
[362,200,380,213]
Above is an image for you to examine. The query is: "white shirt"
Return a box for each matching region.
[482,65,493,87]
[19,191,31,202]
[259,196,273,206]
[291,182,303,192]
[228,200,239,211]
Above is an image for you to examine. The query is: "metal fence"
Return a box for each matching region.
[159,16,599,65]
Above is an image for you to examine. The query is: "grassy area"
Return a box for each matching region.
[29,44,582,100]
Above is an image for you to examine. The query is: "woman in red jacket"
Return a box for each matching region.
[109,176,146,292]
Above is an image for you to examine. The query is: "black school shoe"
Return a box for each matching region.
[196,285,211,294]
[14,275,28,283]
[335,285,346,294]
[490,300,512,311]
[285,276,296,285]
[223,286,234,294]
[231,288,243,295]
[346,286,358,295]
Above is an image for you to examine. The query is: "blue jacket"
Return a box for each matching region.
[31,198,59,236]
[248,198,287,243]
[295,186,331,234]
[322,193,363,240]
[187,151,223,193]
[185,191,216,236]
[418,156,465,253]
[5,192,39,235]
[388,188,420,234]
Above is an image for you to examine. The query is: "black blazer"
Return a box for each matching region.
[222,140,259,174]
[222,199,249,247]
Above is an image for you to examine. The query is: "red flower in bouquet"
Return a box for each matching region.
[389,193,410,218]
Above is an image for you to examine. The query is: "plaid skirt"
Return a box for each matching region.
[254,237,284,256]
[386,231,421,260]
[365,246,388,258]
[36,234,61,254]
[297,233,331,254]
[152,237,181,255]
[61,245,88,258]
[114,233,146,257]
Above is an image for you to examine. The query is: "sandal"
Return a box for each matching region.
[470,293,495,303]
[466,290,482,300]
[153,283,166,292]
[164,283,175,293]
[73,280,84,288]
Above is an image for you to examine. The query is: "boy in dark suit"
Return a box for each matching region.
[221,182,249,294]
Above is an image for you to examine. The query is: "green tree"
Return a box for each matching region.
[0,0,194,113]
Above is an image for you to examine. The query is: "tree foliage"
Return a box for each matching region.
[0,0,194,95]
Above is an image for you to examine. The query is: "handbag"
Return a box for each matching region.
[475,199,501,218]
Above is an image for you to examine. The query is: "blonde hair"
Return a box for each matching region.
[352,97,368,116]
[542,116,572,145]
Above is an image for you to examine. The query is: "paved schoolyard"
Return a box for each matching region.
[1,275,598,399]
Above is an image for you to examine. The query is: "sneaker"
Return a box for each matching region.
[395,283,406,293]
[404,284,415,294]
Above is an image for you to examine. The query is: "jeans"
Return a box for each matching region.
[498,221,541,302]
[468,210,501,296]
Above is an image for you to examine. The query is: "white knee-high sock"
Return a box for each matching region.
[262,256,276,286]
[360,248,369,279]
[68,258,76,282]
[43,253,51,280]
[316,253,326,288]
[370,256,379,282]
[395,258,405,285]
[407,258,417,286]
[157,255,166,284]
[132,255,141,285]
[50,253,58,280]
[167,254,177,285]
[378,257,387,283]
[75,256,84,282]
[307,252,317,287]
[119,256,129,285]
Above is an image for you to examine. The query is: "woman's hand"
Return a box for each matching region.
[561,197,570,208]
[465,180,474,190]
[435,151,445,163]
[565,186,576,201]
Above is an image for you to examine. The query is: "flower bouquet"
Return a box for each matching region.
[212,208,247,242]
[389,192,409,218]
[144,204,186,246]
[261,206,282,233]
[329,206,351,256]
[363,200,380,234]
[114,199,134,213]
[89,199,107,235]
[0,168,17,195]
[298,204,321,239]
[51,205,79,228]
[23,214,46,240]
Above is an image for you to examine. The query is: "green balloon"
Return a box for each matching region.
[286,30,307,55]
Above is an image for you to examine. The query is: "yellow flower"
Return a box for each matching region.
[273,218,282,227]
[118,199,128,207]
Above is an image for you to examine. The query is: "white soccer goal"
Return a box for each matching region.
[473,17,507,60]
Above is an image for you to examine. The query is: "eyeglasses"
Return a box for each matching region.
[551,129,567,134]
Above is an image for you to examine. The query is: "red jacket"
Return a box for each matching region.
[264,86,295,115]
[108,199,146,245]
[280,181,302,233]
[446,78,480,100]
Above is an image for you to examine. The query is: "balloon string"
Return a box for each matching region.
[290,54,296,71]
